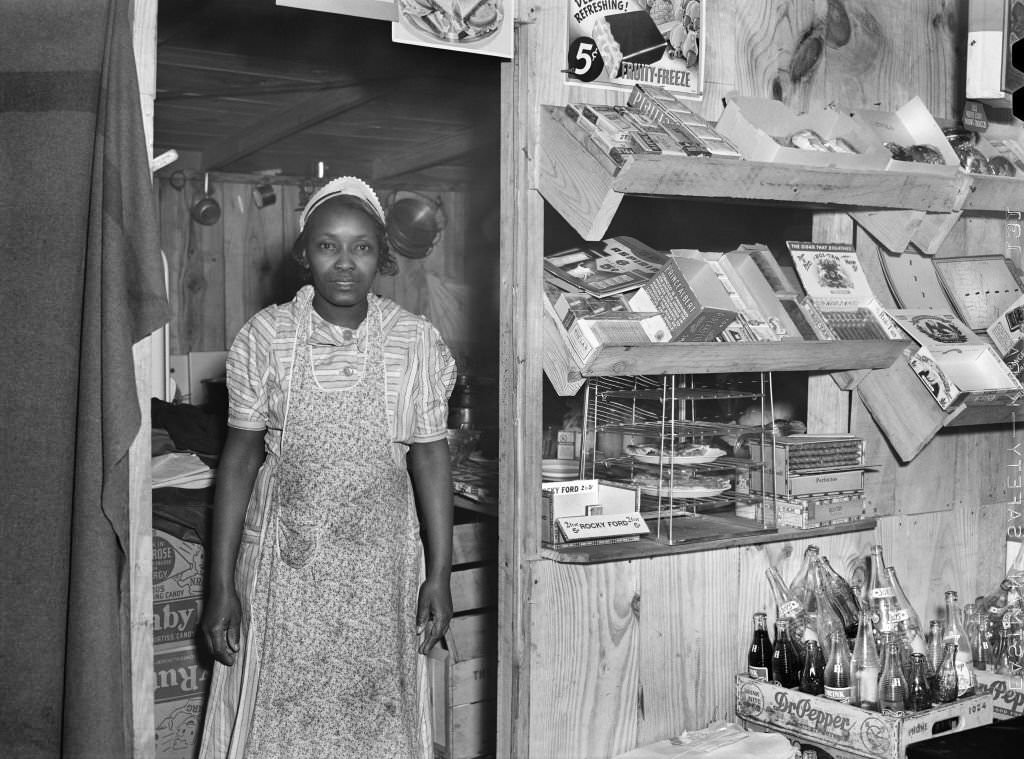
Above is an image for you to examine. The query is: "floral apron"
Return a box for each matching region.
[242,305,423,757]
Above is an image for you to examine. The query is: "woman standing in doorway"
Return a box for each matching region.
[199,176,457,758]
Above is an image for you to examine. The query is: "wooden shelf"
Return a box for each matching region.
[536,105,1017,241]
[566,338,911,378]
[541,516,877,564]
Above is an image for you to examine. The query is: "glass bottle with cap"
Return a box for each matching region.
[748,612,773,681]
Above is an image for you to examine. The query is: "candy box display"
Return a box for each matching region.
[735,674,992,759]
[850,97,961,175]
[540,478,641,547]
[716,96,890,170]
[626,252,738,342]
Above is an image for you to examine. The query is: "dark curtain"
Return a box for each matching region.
[0,0,169,756]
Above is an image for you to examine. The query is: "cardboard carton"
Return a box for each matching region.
[850,98,961,175]
[154,643,213,759]
[627,253,738,342]
[787,241,904,341]
[890,308,1024,410]
[716,97,891,170]
[540,479,641,546]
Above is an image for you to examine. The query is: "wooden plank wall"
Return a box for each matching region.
[508,1,1018,757]
[158,176,498,374]
[526,515,1006,759]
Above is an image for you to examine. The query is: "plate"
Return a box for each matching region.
[542,458,579,469]
[639,484,730,499]
[631,448,727,466]
[399,0,503,45]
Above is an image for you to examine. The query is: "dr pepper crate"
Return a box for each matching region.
[975,668,1024,721]
[735,674,992,759]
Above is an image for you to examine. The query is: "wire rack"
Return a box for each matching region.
[580,373,778,545]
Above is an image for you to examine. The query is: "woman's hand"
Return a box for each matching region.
[201,587,243,665]
[416,575,453,654]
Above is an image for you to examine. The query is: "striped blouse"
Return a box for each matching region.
[226,285,457,461]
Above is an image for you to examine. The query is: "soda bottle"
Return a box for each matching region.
[931,642,959,703]
[925,619,944,684]
[820,555,860,638]
[748,612,773,681]
[772,618,802,689]
[878,634,908,715]
[812,561,848,649]
[766,566,809,643]
[942,590,977,697]
[851,606,880,711]
[968,606,994,670]
[885,566,926,673]
[867,546,898,639]
[906,652,933,712]
[978,540,1024,630]
[995,625,1018,675]
[824,631,853,704]
[790,545,821,613]
[799,638,826,696]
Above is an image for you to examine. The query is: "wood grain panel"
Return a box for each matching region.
[875,505,1006,624]
[637,551,738,743]
[727,0,964,120]
[173,179,226,352]
[529,560,640,759]
[221,181,250,341]
[159,184,191,354]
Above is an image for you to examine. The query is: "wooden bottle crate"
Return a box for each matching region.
[428,520,497,759]
[735,674,992,759]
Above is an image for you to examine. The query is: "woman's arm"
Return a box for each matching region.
[408,438,454,654]
[200,426,267,665]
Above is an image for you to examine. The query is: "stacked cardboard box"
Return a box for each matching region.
[153,529,212,759]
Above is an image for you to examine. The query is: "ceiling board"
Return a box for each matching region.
[154,0,500,185]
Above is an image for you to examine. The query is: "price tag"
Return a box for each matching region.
[566,37,604,83]
[889,609,910,624]
[962,100,989,132]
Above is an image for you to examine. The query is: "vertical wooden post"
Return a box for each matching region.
[130,0,157,756]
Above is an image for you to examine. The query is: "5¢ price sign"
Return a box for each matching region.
[566,37,604,83]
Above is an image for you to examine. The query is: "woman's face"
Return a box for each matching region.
[302,201,381,326]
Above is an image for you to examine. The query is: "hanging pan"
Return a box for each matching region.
[190,173,221,226]
[384,190,447,259]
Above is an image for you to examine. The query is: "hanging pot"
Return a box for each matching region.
[384,190,446,259]
[190,173,221,226]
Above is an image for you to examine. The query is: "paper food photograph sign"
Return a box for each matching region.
[566,0,705,96]
[393,0,514,57]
